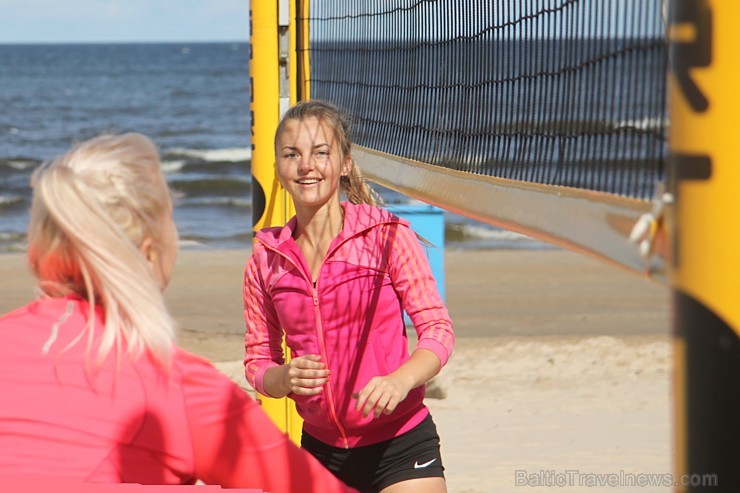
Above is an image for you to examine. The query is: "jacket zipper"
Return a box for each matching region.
[312,281,350,449]
[258,240,350,448]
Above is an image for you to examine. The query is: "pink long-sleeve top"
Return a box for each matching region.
[244,202,454,449]
[0,296,357,493]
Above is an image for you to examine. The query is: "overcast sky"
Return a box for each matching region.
[0,0,250,43]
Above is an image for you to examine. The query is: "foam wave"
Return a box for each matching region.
[613,116,666,132]
[0,158,38,171]
[0,231,25,240]
[8,160,37,170]
[0,195,24,210]
[449,223,536,242]
[181,197,252,208]
[445,222,552,249]
[169,176,251,197]
[161,159,187,174]
[0,231,27,252]
[178,233,251,250]
[166,147,252,163]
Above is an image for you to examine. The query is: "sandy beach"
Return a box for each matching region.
[0,247,673,493]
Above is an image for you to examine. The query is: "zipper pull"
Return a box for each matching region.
[312,286,318,306]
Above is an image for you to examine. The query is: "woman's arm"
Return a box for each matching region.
[243,256,285,395]
[354,222,455,419]
[262,354,330,398]
[388,223,455,368]
[243,253,330,399]
[353,347,441,418]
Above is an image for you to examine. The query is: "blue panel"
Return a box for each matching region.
[388,205,446,326]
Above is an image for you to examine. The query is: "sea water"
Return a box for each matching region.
[0,42,546,252]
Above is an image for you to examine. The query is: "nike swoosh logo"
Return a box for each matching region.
[414,458,437,469]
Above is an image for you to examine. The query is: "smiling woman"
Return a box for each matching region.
[244,100,455,493]
[276,116,347,218]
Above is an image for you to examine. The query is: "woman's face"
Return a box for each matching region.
[154,204,179,290]
[275,116,348,211]
[140,175,179,291]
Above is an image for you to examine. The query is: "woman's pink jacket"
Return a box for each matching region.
[244,202,454,448]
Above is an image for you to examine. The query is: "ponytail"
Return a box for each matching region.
[28,133,176,369]
[340,161,383,206]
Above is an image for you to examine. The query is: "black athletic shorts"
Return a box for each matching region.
[301,413,445,493]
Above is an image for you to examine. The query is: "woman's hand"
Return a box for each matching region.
[353,348,442,419]
[352,373,413,419]
[283,354,330,395]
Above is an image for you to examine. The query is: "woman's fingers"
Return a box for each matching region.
[290,379,328,395]
[289,366,329,378]
[291,354,324,369]
[287,354,330,393]
[353,376,407,418]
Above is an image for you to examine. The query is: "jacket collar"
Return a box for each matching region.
[255,201,406,249]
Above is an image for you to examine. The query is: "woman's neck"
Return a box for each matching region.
[293,201,344,247]
[293,202,345,281]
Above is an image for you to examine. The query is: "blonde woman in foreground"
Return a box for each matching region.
[0,133,358,493]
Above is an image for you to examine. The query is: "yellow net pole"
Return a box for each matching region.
[250,0,300,443]
[250,0,293,230]
[297,0,311,101]
[667,0,739,489]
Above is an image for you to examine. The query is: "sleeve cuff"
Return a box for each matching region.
[251,362,280,397]
[415,338,452,370]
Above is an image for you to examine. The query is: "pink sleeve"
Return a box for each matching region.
[387,223,455,368]
[243,254,283,396]
[180,355,358,492]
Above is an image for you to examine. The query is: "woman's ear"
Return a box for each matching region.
[140,236,167,290]
[274,165,286,188]
[139,236,157,269]
[342,156,353,176]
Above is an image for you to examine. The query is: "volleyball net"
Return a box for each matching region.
[251,1,740,481]
[296,0,669,275]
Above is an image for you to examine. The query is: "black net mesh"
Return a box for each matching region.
[302,0,668,200]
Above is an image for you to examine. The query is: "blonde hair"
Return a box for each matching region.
[27,133,176,368]
[274,99,382,206]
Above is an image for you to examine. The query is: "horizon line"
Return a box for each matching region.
[0,39,249,46]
